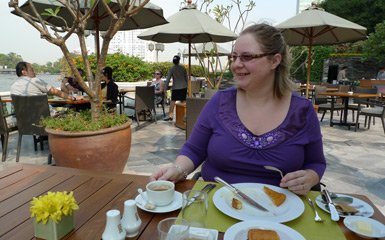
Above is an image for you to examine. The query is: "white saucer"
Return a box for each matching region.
[135,191,183,213]
[344,216,385,239]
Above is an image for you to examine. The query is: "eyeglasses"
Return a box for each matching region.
[230,52,275,62]
[154,73,161,75]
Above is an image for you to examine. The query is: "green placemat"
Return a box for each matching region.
[178,181,346,240]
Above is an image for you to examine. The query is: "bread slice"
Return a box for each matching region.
[263,186,286,207]
[231,197,242,210]
[247,229,280,240]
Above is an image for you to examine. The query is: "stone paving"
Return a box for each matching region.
[1,109,384,215]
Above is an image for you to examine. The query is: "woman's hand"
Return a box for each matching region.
[279,169,319,195]
[149,165,182,183]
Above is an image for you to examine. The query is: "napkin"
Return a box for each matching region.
[178,181,346,240]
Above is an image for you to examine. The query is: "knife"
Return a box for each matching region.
[214,177,268,212]
[322,189,340,221]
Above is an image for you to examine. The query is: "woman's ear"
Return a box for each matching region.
[271,53,282,70]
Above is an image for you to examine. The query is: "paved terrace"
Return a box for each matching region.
[1,109,384,215]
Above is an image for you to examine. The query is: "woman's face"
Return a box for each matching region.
[231,33,281,90]
[154,72,161,79]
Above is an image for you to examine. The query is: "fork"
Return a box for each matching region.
[186,183,216,206]
[307,197,324,222]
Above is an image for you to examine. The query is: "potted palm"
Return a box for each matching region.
[9,0,166,172]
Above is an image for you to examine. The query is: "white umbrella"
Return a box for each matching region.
[12,0,167,58]
[138,1,237,96]
[276,5,367,97]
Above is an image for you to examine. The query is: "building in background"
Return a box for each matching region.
[109,30,148,60]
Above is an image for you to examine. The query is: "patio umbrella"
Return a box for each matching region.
[11,0,167,58]
[276,5,367,98]
[137,1,237,96]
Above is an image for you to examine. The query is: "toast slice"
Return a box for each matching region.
[248,229,280,240]
[263,186,286,207]
[231,197,243,209]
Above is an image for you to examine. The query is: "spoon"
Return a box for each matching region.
[264,166,284,178]
[137,188,156,210]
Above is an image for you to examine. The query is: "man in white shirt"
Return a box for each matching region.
[11,61,79,101]
[376,67,385,80]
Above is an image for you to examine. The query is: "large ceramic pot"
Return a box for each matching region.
[45,121,132,173]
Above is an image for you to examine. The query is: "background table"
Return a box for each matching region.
[1,164,384,240]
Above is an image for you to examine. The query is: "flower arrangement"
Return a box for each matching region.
[30,191,79,224]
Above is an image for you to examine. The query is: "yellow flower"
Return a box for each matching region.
[30,191,79,224]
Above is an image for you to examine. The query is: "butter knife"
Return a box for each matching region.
[214,177,268,212]
[322,189,340,221]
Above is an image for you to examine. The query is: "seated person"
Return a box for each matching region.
[151,70,165,105]
[61,68,84,94]
[376,67,385,80]
[101,66,119,110]
[11,61,80,102]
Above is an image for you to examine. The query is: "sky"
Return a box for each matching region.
[0,0,299,65]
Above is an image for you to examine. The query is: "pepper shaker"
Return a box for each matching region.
[121,199,142,237]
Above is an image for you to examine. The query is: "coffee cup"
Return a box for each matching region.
[348,91,353,95]
[146,180,175,206]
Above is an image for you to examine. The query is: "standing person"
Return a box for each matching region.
[151,70,165,105]
[376,67,385,80]
[61,68,84,94]
[11,61,79,102]
[150,23,326,195]
[164,55,188,121]
[337,66,348,82]
[101,66,119,110]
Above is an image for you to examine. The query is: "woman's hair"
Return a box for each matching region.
[15,61,28,77]
[102,66,113,80]
[240,23,293,98]
[155,70,163,77]
[172,55,180,65]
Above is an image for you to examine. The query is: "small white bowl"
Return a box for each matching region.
[347,91,353,95]
[343,216,385,239]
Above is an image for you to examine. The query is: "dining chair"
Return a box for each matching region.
[0,98,18,162]
[11,94,50,162]
[186,97,209,139]
[191,80,203,97]
[355,99,385,134]
[314,86,344,122]
[348,87,378,122]
[124,86,157,126]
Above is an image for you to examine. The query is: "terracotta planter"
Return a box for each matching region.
[46,121,132,173]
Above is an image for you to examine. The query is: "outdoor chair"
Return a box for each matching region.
[348,87,378,122]
[11,94,50,162]
[124,86,157,126]
[186,97,209,139]
[191,80,203,97]
[314,86,344,122]
[355,99,385,134]
[0,98,18,162]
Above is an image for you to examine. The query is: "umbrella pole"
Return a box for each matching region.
[188,41,192,97]
[306,44,312,99]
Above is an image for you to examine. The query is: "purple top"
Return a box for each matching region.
[179,88,326,185]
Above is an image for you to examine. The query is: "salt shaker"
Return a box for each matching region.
[121,199,142,237]
[102,209,126,240]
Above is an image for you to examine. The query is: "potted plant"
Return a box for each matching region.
[9,1,166,172]
[30,191,79,240]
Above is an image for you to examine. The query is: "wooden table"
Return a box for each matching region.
[1,96,90,105]
[319,92,379,129]
[1,164,384,240]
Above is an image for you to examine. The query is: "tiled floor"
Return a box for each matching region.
[1,108,384,215]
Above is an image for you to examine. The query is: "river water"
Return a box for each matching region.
[0,73,61,94]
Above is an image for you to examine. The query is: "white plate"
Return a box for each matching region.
[135,191,182,213]
[224,220,305,240]
[315,193,374,218]
[189,226,218,240]
[213,183,304,222]
[344,216,385,239]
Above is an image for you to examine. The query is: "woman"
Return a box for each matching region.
[150,24,326,195]
[151,70,165,105]
[101,66,119,110]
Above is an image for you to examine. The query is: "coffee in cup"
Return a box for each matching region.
[146,180,175,206]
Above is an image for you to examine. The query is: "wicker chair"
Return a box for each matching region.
[355,99,385,134]
[124,86,157,126]
[186,97,209,140]
[11,94,50,162]
[348,87,378,122]
[314,86,344,122]
[0,98,18,162]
